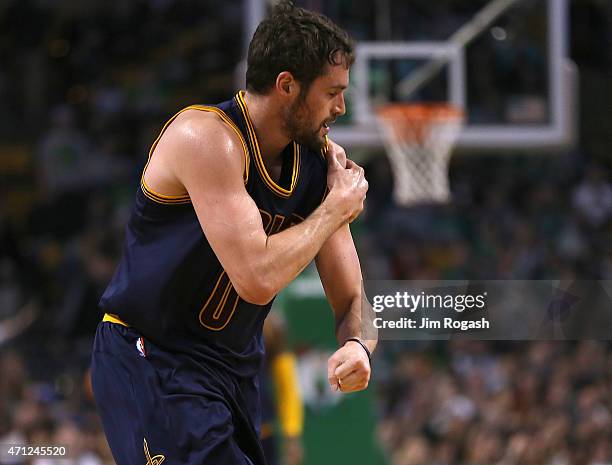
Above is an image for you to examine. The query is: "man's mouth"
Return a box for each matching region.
[322,119,336,130]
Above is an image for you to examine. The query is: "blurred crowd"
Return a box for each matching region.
[1,0,612,464]
[377,341,612,465]
[361,155,612,282]
[0,350,111,465]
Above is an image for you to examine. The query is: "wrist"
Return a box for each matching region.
[344,337,372,366]
[323,190,351,224]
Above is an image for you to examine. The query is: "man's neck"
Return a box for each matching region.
[242,91,290,163]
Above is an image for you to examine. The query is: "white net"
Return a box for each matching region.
[376,104,464,206]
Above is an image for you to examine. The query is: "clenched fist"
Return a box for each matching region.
[327,340,371,393]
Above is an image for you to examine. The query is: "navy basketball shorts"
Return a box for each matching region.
[91,321,267,465]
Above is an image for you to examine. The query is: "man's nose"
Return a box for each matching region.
[334,93,346,117]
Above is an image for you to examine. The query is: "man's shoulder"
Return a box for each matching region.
[163,107,246,158]
[172,106,235,137]
[152,105,248,185]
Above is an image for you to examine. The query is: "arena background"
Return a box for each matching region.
[1,1,612,464]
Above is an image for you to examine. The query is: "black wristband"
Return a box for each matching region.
[345,337,371,366]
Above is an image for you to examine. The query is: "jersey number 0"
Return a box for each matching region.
[199,210,304,331]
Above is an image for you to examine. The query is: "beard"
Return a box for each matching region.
[282,96,326,152]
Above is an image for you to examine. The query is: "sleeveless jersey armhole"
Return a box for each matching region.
[141,105,250,205]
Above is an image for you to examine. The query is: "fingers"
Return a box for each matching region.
[325,139,347,169]
[336,365,370,393]
[345,159,366,183]
[334,356,369,381]
[325,141,361,178]
[323,139,367,225]
[327,354,341,392]
[325,149,343,170]
[334,358,356,379]
[329,351,371,393]
[337,371,366,392]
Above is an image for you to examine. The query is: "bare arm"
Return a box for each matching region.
[151,111,367,305]
[316,224,378,393]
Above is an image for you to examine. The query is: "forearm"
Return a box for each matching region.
[327,294,377,394]
[334,295,378,354]
[256,197,348,297]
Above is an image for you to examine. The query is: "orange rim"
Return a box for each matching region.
[377,103,464,144]
[377,103,463,121]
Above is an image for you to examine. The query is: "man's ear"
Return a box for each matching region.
[275,71,299,97]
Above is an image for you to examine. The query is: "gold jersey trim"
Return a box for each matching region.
[141,105,250,205]
[102,313,129,327]
[235,91,300,198]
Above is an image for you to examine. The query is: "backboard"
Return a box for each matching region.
[329,0,577,152]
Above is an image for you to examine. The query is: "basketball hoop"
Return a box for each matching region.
[376,103,464,206]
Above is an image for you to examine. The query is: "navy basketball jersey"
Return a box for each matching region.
[100,91,327,378]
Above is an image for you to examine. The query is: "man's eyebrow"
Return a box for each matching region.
[329,84,348,90]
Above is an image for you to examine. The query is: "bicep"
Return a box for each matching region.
[315,224,363,313]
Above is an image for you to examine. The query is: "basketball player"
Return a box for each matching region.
[260,312,304,465]
[91,2,376,465]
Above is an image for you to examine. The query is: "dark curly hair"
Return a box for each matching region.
[246,1,355,95]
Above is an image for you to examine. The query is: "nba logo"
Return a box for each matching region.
[136,337,146,357]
